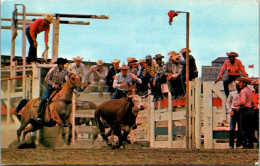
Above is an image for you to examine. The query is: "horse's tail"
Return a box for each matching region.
[15,99,30,121]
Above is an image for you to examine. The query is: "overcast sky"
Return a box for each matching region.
[1,0,259,77]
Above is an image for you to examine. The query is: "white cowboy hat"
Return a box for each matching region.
[73,56,83,61]
[42,14,55,23]
[168,51,181,61]
[96,60,103,66]
[119,63,129,70]
[111,59,120,64]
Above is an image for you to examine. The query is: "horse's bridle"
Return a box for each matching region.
[67,73,77,89]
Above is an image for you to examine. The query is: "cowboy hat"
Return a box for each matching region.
[226,52,238,57]
[111,59,120,64]
[119,63,129,70]
[130,58,138,63]
[168,51,181,61]
[153,54,164,60]
[73,56,83,61]
[54,58,68,65]
[42,14,55,23]
[237,77,251,84]
[139,59,146,63]
[127,57,133,62]
[145,55,152,60]
[96,60,103,66]
[180,48,191,54]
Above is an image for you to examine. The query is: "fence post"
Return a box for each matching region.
[7,80,11,125]
[195,78,201,149]
[31,63,41,99]
[168,91,173,148]
[72,93,76,143]
[203,82,213,149]
[149,92,155,148]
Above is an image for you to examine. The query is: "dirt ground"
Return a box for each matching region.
[1,142,259,165]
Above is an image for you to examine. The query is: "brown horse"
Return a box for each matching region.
[15,73,82,145]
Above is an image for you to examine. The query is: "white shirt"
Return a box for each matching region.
[69,63,86,83]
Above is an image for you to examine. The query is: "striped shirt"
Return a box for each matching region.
[217,59,248,80]
[113,72,142,92]
[142,62,157,77]
[45,66,72,87]
[69,63,86,83]
[239,86,253,108]
[29,18,50,45]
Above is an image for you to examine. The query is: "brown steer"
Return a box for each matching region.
[95,95,145,149]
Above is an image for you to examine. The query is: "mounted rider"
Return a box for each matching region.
[31,57,72,125]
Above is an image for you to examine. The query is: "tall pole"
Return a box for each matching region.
[185,12,190,149]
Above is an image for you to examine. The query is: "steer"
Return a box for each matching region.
[95,95,145,149]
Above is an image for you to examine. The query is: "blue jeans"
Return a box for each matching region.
[223,75,240,97]
[229,109,241,147]
[26,26,37,63]
[37,85,53,117]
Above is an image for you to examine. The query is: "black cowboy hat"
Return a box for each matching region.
[54,58,68,65]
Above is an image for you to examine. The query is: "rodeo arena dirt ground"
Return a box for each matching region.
[1,143,260,165]
[1,140,259,165]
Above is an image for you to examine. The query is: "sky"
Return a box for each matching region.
[1,0,259,77]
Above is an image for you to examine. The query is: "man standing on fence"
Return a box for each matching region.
[226,81,241,149]
[26,14,54,64]
[233,77,253,149]
[214,52,248,97]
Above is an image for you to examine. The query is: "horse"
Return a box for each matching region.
[15,73,82,145]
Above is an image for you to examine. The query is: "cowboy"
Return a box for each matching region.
[251,79,259,148]
[165,51,183,98]
[226,81,242,149]
[138,55,157,96]
[26,14,55,64]
[70,56,86,89]
[215,51,248,97]
[137,59,146,78]
[106,59,121,95]
[130,58,139,75]
[31,58,71,125]
[111,63,142,99]
[84,60,107,96]
[150,54,166,102]
[233,77,253,149]
[179,48,198,81]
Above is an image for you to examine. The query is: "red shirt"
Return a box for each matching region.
[29,18,50,45]
[239,86,253,108]
[252,92,259,109]
[217,59,248,80]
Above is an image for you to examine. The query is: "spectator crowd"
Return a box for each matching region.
[68,47,198,101]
